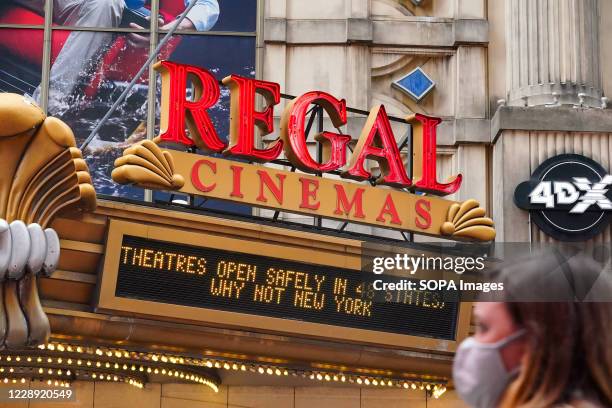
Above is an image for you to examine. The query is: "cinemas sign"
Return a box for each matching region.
[112,61,495,242]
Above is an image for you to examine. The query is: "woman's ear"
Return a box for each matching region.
[500,332,528,372]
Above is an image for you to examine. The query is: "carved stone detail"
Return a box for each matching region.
[506,0,602,108]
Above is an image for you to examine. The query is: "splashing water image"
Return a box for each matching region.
[62,64,253,200]
[0,27,256,201]
[64,35,254,199]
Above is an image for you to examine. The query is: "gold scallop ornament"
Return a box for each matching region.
[440,199,495,241]
[112,137,185,190]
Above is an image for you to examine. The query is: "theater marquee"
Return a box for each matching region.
[97,220,471,350]
[112,61,496,242]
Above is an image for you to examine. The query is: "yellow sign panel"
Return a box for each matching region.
[112,139,495,241]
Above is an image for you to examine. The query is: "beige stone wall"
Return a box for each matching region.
[487,2,507,112]
[600,0,612,99]
[488,0,612,242]
[262,0,491,231]
[0,382,468,408]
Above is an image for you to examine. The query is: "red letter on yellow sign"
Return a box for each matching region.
[344,105,412,188]
[155,60,225,152]
[222,75,282,162]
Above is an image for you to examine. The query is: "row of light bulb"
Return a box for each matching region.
[0,365,143,389]
[0,354,217,392]
[0,378,70,387]
[30,342,449,398]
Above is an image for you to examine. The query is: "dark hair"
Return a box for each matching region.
[494,252,612,407]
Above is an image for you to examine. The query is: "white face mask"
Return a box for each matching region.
[452,329,526,408]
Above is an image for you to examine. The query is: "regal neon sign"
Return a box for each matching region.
[156,61,460,195]
[112,61,495,241]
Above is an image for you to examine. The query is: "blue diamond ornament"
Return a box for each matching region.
[392,67,435,102]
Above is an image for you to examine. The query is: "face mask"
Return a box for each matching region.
[452,329,526,408]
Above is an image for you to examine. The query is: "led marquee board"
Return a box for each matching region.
[98,220,466,349]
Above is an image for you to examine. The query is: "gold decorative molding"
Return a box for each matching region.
[112,137,185,190]
[0,93,96,349]
[440,199,496,242]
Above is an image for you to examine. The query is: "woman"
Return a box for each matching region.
[452,251,612,408]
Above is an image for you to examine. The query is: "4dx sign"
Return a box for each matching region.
[515,154,612,241]
[529,177,612,214]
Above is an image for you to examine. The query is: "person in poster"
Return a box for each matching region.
[6,0,219,111]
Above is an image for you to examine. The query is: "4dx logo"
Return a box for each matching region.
[514,154,612,241]
[529,176,612,214]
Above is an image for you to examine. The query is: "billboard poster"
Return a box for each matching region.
[0,0,256,202]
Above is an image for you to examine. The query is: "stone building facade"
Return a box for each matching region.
[0,1,610,407]
[261,0,612,244]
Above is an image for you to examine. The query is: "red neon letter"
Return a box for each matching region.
[280,91,351,173]
[257,170,286,204]
[407,113,462,195]
[376,194,402,225]
[155,60,225,152]
[299,178,320,210]
[191,159,217,192]
[222,75,282,162]
[344,105,411,187]
[333,185,366,219]
[415,199,432,229]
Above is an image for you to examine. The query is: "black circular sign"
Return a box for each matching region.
[514,154,612,241]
